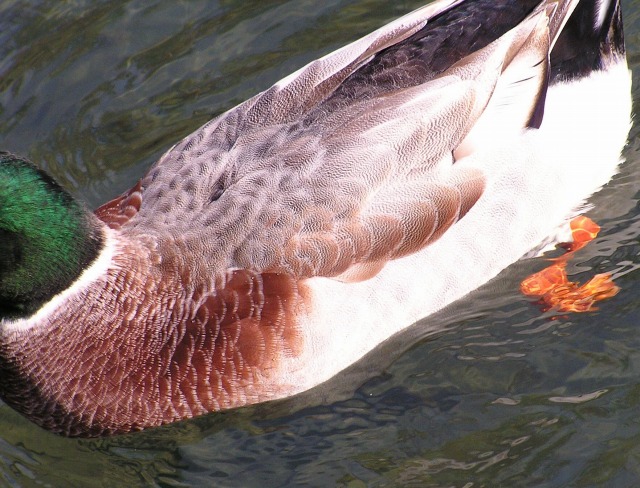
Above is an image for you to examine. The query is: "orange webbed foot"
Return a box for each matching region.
[562,215,601,252]
[520,217,619,313]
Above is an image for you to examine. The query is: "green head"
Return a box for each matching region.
[0,153,103,320]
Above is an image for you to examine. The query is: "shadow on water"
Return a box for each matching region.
[0,0,639,486]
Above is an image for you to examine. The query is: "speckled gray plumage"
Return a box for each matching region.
[105,0,561,281]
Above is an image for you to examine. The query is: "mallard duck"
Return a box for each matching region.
[0,0,631,436]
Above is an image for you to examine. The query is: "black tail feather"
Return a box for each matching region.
[550,0,625,81]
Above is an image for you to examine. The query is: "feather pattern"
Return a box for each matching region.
[98,0,566,280]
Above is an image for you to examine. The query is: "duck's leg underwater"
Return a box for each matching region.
[520,216,620,312]
[519,0,628,313]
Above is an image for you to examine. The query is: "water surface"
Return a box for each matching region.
[0,0,639,486]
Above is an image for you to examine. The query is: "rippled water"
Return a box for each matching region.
[0,0,639,486]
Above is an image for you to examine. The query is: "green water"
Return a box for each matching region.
[1,0,639,486]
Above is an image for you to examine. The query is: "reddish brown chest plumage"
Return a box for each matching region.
[0,241,309,436]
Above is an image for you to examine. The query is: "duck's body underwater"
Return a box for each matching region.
[0,0,631,436]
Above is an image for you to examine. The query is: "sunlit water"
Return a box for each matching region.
[0,0,639,486]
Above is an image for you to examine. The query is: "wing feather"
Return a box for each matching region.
[103,0,577,286]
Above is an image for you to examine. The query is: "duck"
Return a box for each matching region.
[0,0,631,437]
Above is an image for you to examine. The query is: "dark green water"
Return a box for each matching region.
[1,0,639,486]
